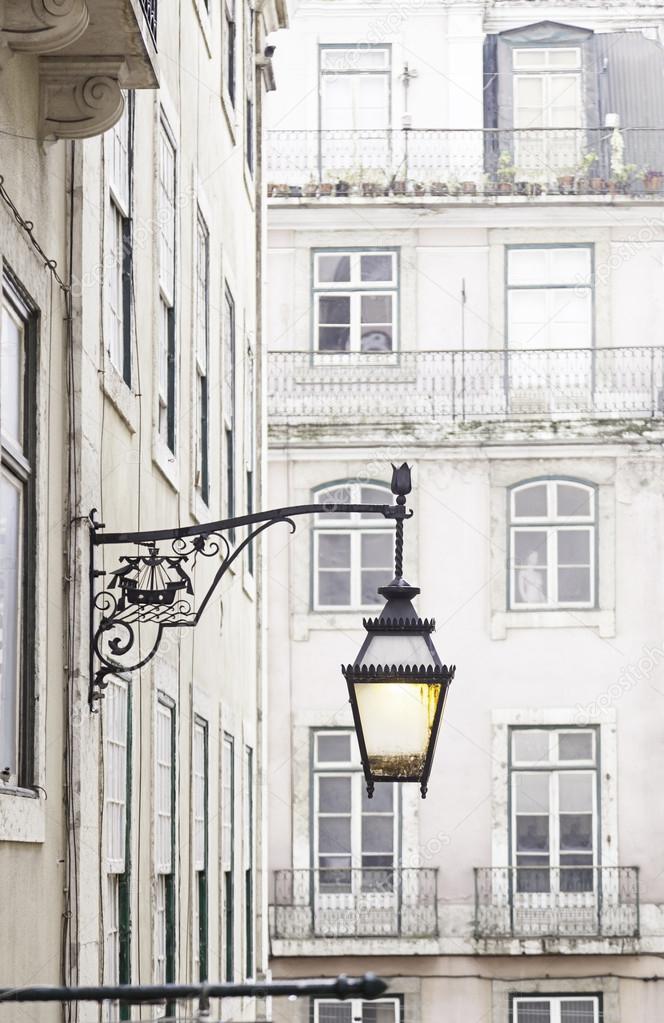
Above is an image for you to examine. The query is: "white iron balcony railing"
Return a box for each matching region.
[267,128,664,197]
[474,866,639,939]
[138,0,158,45]
[268,348,664,424]
[271,867,438,939]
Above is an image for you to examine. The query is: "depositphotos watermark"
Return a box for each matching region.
[575,643,664,724]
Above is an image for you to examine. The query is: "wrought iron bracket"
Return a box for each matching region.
[88,465,413,710]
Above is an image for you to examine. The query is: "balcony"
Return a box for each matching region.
[270,867,438,940]
[266,128,664,198]
[268,347,664,427]
[474,867,640,940]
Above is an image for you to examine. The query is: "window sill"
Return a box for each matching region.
[491,608,615,640]
[293,610,373,642]
[220,88,237,144]
[152,434,179,493]
[0,786,45,843]
[102,362,138,434]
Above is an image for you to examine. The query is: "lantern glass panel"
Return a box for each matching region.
[353,680,442,778]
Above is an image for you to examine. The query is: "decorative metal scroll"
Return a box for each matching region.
[88,469,412,709]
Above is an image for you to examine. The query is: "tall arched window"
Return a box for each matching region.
[509,479,596,610]
[313,482,394,610]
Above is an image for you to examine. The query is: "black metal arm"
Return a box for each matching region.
[89,465,413,708]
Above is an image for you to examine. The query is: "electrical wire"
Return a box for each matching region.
[0,174,69,293]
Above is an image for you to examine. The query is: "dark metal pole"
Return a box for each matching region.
[0,973,388,1005]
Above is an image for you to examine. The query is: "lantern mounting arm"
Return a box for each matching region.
[88,474,413,709]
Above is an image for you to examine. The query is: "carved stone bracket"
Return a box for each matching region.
[39,56,125,138]
[1,0,89,54]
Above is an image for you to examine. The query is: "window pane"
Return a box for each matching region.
[317,486,351,518]
[317,1003,353,1023]
[318,533,350,569]
[0,472,21,777]
[550,247,590,284]
[362,816,394,853]
[360,486,390,512]
[561,1001,596,1023]
[514,484,548,518]
[318,571,351,606]
[559,773,593,813]
[513,530,548,604]
[318,776,351,813]
[560,813,593,851]
[557,530,590,565]
[363,1003,398,1023]
[559,731,593,761]
[361,532,392,568]
[319,327,350,352]
[361,254,393,282]
[361,570,389,605]
[361,328,392,352]
[318,817,351,854]
[557,484,591,518]
[318,858,352,892]
[558,566,591,603]
[317,254,351,283]
[516,816,549,852]
[362,785,393,812]
[1,303,23,448]
[508,249,549,286]
[516,1002,551,1023]
[319,295,350,324]
[515,773,549,813]
[513,730,549,763]
[361,294,392,324]
[317,733,351,763]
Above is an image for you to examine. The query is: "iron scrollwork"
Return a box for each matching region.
[88,464,413,709]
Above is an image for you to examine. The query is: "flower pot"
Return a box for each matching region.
[576,177,591,194]
[413,183,426,196]
[391,180,407,195]
[335,180,350,197]
[430,182,449,196]
[461,180,477,195]
[590,177,607,194]
[303,183,318,197]
[362,182,381,197]
[557,175,575,194]
[288,185,302,198]
[272,184,290,197]
[645,172,664,193]
[607,180,625,195]
[496,181,514,195]
[319,183,334,196]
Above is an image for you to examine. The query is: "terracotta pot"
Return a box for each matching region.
[590,177,607,193]
[362,182,382,197]
[391,180,407,195]
[335,180,350,197]
[461,181,477,195]
[303,183,318,197]
[319,183,334,196]
[557,175,575,194]
[496,181,513,195]
[431,182,449,196]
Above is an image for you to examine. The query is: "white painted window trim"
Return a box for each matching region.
[490,708,619,872]
[492,977,619,1023]
[313,997,400,1023]
[313,250,398,354]
[489,461,615,638]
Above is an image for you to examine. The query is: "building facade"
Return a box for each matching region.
[0,0,286,1017]
[264,2,664,1021]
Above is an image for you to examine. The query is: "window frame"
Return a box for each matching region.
[311,480,394,612]
[192,716,208,982]
[194,208,210,505]
[157,113,177,455]
[243,745,254,979]
[154,695,176,1000]
[505,244,594,351]
[1,267,38,792]
[510,993,602,1023]
[224,0,237,108]
[508,725,600,895]
[223,285,236,541]
[312,996,402,1023]
[312,248,399,355]
[106,93,133,387]
[222,732,235,981]
[508,477,597,611]
[104,676,132,1016]
[318,43,392,131]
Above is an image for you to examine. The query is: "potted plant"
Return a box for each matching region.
[319,181,334,196]
[430,181,449,196]
[515,181,542,197]
[335,179,350,197]
[557,173,575,194]
[271,183,290,198]
[496,150,515,195]
[288,185,303,198]
[575,151,598,194]
[461,180,477,196]
[303,178,319,198]
[390,178,407,196]
[645,169,664,193]
[413,181,426,196]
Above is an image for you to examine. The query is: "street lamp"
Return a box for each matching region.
[343,465,455,799]
[89,463,455,797]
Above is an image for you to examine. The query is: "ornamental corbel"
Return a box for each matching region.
[39,56,125,139]
[0,0,89,55]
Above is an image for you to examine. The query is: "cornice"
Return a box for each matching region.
[39,56,125,139]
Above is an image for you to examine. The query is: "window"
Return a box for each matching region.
[222,734,234,981]
[507,247,592,350]
[104,678,131,1014]
[106,95,132,385]
[1,271,36,790]
[319,46,391,176]
[158,117,177,453]
[194,211,210,504]
[245,343,255,574]
[313,482,393,610]
[512,995,600,1023]
[223,287,236,540]
[314,251,397,353]
[243,745,254,978]
[509,479,596,609]
[244,0,255,173]
[155,698,175,994]
[192,717,208,981]
[313,730,398,893]
[513,47,582,177]
[224,0,236,106]
[313,998,401,1023]
[510,727,598,894]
